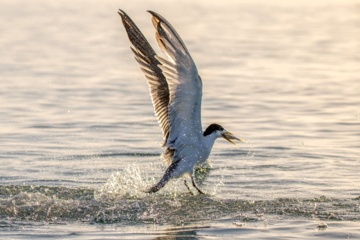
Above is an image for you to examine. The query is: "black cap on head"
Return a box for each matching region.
[203,123,224,137]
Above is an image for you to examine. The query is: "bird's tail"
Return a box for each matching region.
[146,160,180,193]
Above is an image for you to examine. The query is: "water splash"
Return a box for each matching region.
[1,169,359,224]
[95,164,157,200]
[94,162,225,199]
[1,184,359,224]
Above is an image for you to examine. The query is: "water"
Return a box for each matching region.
[1,0,360,238]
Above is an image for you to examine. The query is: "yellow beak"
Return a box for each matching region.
[221,131,245,145]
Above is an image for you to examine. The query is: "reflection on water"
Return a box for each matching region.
[1,0,360,239]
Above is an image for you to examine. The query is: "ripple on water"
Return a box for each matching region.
[0,182,359,225]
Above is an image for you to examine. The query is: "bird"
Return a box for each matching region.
[118,10,244,194]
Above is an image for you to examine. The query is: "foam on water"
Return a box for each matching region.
[1,183,359,225]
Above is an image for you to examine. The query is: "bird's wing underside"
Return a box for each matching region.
[118,10,203,164]
[118,10,170,144]
[148,11,203,153]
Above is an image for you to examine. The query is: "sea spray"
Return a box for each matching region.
[95,164,158,200]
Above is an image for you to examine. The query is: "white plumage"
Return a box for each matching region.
[118,10,243,194]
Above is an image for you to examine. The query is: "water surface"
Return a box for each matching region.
[1,0,360,239]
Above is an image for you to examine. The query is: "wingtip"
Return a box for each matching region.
[147,10,161,20]
[117,9,124,15]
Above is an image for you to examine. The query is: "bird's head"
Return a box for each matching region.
[203,123,244,145]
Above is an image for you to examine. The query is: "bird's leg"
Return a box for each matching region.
[191,176,205,195]
[184,180,194,195]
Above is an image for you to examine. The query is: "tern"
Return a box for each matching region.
[118,10,244,194]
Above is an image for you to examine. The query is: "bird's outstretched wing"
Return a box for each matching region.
[118,10,170,144]
[148,11,203,154]
[118,10,203,163]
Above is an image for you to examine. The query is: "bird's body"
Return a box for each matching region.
[118,10,243,194]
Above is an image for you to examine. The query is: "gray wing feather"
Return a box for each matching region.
[148,11,203,153]
[119,10,203,165]
[118,10,170,145]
